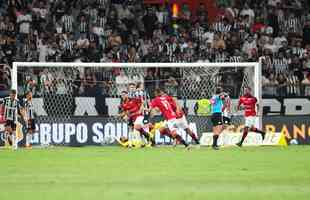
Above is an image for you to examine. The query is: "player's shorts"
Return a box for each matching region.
[134,116,150,132]
[5,120,16,131]
[176,115,189,129]
[27,119,36,131]
[211,113,223,126]
[165,118,178,132]
[223,116,231,125]
[245,116,258,128]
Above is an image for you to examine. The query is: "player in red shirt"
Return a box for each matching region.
[236,87,266,147]
[167,96,200,145]
[149,88,189,148]
[119,91,154,146]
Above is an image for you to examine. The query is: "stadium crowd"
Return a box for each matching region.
[0,0,310,97]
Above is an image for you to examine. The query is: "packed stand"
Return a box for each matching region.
[1,0,310,98]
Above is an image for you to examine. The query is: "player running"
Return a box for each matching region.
[119,90,154,147]
[210,87,226,150]
[0,89,22,150]
[168,95,200,145]
[23,91,36,148]
[149,88,190,148]
[236,87,266,147]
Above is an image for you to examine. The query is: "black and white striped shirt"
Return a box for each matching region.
[213,22,232,33]
[165,43,177,61]
[214,52,227,62]
[97,16,106,29]
[97,0,108,9]
[61,15,74,33]
[192,26,204,41]
[291,47,305,58]
[273,58,290,74]
[287,75,299,95]
[2,97,21,121]
[229,56,242,62]
[79,21,88,33]
[23,99,35,120]
[63,39,75,52]
[282,17,301,33]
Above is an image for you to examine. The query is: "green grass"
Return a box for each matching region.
[0,146,309,200]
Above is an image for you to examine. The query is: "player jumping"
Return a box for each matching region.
[0,89,22,150]
[149,88,190,149]
[210,87,226,150]
[236,87,266,147]
[23,91,36,148]
[119,90,154,147]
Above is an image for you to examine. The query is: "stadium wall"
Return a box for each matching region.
[1,116,309,147]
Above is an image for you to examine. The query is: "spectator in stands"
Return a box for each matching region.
[142,8,158,39]
[303,49,310,72]
[277,73,287,96]
[144,70,156,98]
[72,72,82,97]
[165,76,178,97]
[115,69,129,96]
[0,0,310,98]
[302,72,310,96]
[40,68,54,93]
[82,68,97,96]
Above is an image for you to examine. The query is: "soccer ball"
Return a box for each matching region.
[289,139,299,145]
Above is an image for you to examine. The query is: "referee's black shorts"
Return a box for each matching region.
[223,116,231,125]
[211,113,223,126]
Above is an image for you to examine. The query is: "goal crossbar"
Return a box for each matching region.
[12,61,261,99]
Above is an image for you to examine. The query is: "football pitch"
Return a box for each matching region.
[0,146,309,200]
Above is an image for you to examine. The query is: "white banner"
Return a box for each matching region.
[199,131,285,146]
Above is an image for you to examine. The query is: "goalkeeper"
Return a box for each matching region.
[115,121,165,148]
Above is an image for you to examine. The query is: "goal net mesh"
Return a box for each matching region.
[15,63,257,134]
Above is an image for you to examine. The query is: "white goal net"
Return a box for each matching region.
[12,62,261,145]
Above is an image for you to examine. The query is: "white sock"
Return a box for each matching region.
[11,133,17,150]
[26,134,32,146]
[4,132,9,142]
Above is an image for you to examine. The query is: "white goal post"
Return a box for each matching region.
[12,61,262,129]
[12,62,261,95]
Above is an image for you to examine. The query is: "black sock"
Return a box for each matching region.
[251,128,266,140]
[240,130,248,145]
[175,134,188,147]
[212,135,219,147]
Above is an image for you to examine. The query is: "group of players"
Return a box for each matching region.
[0,89,35,149]
[118,83,266,150]
[0,83,265,150]
[118,83,200,149]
